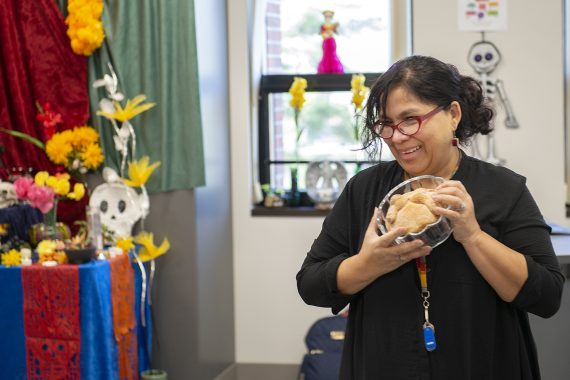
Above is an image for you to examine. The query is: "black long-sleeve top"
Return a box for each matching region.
[297,154,564,380]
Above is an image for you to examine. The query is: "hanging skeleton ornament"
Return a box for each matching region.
[467,40,519,165]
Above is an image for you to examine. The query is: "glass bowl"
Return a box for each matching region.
[376,175,453,248]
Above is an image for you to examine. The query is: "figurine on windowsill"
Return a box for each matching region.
[261,184,284,208]
[317,10,344,74]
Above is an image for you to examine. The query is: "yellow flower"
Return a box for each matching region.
[37,239,57,257]
[289,77,307,112]
[46,174,71,196]
[122,156,160,187]
[34,171,50,186]
[71,125,100,148]
[116,237,135,254]
[80,143,104,169]
[1,249,21,267]
[46,131,73,165]
[0,224,8,236]
[134,232,170,262]
[66,0,104,56]
[67,183,85,201]
[97,95,156,123]
[351,74,369,110]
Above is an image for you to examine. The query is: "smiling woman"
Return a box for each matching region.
[297,55,564,379]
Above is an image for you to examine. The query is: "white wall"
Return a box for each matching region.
[229,0,568,365]
[413,0,566,225]
[228,0,330,365]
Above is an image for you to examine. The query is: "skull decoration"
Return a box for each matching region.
[468,40,501,75]
[89,167,149,238]
[0,180,17,209]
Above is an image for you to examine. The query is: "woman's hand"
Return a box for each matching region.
[360,210,432,271]
[431,180,483,245]
[337,210,432,295]
[431,180,530,302]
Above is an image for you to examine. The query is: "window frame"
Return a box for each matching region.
[257,72,382,187]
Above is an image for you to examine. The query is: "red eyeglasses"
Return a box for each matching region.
[373,105,446,139]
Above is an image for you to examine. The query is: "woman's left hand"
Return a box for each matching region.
[431,180,482,245]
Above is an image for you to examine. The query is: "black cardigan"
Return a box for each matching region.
[297,154,564,380]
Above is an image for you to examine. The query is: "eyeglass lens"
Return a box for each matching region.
[379,119,419,138]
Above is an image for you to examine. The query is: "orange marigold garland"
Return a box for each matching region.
[66,0,105,56]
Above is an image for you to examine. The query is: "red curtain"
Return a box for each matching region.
[0,0,90,222]
[0,0,89,174]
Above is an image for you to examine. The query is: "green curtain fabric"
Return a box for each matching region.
[57,0,205,192]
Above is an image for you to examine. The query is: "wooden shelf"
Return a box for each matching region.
[251,205,330,217]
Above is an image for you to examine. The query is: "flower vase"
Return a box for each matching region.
[288,167,301,207]
[355,162,362,175]
[29,201,71,246]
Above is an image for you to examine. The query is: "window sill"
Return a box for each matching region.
[251,205,330,217]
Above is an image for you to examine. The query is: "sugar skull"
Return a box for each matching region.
[89,168,149,238]
[0,180,17,209]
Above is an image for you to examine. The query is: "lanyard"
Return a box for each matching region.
[415,256,436,351]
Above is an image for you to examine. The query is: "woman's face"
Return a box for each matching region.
[382,86,461,178]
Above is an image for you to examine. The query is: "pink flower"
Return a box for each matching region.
[27,184,55,214]
[13,177,34,200]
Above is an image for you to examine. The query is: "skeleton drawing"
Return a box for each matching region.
[467,39,519,165]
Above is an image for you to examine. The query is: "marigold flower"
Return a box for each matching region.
[71,125,100,148]
[66,0,105,56]
[1,249,22,267]
[46,133,73,165]
[80,143,104,169]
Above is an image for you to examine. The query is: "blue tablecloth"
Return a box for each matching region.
[0,259,151,380]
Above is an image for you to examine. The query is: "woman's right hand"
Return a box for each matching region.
[360,209,432,274]
[337,210,431,295]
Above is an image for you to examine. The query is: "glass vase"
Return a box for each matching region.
[288,167,301,207]
[28,200,71,246]
[42,203,58,239]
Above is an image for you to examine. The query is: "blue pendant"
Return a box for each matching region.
[423,323,436,351]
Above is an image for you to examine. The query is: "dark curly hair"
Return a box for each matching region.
[362,55,494,159]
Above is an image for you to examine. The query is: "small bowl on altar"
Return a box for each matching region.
[64,246,97,264]
[376,175,453,248]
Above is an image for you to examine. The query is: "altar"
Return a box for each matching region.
[0,254,151,380]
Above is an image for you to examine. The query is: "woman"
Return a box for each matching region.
[296,55,564,379]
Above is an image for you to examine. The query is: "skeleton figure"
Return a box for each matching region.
[467,40,519,165]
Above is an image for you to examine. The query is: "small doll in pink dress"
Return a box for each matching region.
[317,10,344,74]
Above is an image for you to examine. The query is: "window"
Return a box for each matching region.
[256,0,410,210]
